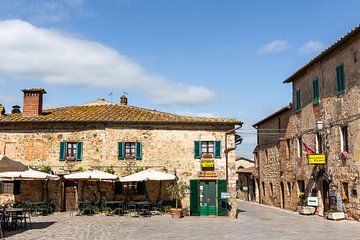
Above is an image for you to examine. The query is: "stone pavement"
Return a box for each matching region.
[4,201,360,240]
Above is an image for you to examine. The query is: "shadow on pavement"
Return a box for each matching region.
[4,221,56,238]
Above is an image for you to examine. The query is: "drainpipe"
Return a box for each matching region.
[224,124,243,186]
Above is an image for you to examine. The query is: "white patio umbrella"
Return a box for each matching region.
[0,169,59,180]
[120,169,176,202]
[0,155,28,172]
[64,170,118,202]
[120,169,175,182]
[64,170,118,180]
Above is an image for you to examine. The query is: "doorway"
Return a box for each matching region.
[322,180,329,213]
[280,182,285,209]
[199,181,216,216]
[64,181,78,211]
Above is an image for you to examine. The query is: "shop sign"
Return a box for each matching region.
[201,160,215,168]
[221,192,231,199]
[307,196,318,207]
[198,171,218,178]
[308,154,326,165]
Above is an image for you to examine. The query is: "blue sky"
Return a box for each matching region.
[0,0,359,158]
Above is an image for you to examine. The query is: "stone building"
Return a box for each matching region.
[254,24,360,220]
[0,88,241,217]
[235,157,256,201]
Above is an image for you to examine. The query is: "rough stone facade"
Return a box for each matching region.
[255,26,360,221]
[0,121,237,215]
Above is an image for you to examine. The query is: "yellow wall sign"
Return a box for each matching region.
[198,171,218,178]
[201,160,215,168]
[308,154,326,164]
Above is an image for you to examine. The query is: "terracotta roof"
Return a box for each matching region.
[236,166,255,174]
[284,24,360,83]
[252,104,293,127]
[0,102,240,125]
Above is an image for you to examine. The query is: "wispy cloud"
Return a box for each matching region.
[176,111,217,118]
[298,40,325,55]
[257,40,290,54]
[0,20,215,106]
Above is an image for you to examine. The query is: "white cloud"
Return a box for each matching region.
[0,20,215,105]
[257,40,290,54]
[298,40,325,55]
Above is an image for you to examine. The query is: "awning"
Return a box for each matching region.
[120,169,175,182]
[0,155,28,172]
[64,170,118,180]
[0,169,59,180]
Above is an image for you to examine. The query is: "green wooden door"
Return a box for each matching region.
[199,181,217,216]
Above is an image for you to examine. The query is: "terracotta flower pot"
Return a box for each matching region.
[171,208,183,219]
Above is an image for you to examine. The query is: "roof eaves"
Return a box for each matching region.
[252,104,293,128]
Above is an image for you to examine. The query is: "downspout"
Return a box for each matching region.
[225,124,243,185]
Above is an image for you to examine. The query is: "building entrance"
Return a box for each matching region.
[199,181,216,216]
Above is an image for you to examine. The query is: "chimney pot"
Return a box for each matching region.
[11,105,21,114]
[120,95,128,105]
[22,88,47,115]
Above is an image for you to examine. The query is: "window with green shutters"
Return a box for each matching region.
[217,179,228,216]
[118,141,142,160]
[295,89,301,112]
[190,179,200,216]
[59,141,83,161]
[336,64,345,95]
[312,79,320,104]
[194,140,221,159]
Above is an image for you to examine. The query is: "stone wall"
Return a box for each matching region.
[0,123,237,215]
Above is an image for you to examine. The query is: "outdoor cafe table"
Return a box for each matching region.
[5,208,24,230]
[105,201,123,209]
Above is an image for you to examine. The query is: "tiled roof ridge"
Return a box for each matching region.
[284,24,360,83]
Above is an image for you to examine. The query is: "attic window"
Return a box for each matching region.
[354,51,358,62]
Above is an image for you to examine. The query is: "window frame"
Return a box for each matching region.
[336,64,345,95]
[66,142,77,160]
[312,79,320,105]
[124,142,136,158]
[200,141,215,158]
[340,126,349,152]
[295,89,301,112]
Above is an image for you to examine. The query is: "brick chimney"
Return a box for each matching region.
[22,88,47,115]
[120,95,128,105]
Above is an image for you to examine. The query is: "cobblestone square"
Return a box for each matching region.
[4,201,360,240]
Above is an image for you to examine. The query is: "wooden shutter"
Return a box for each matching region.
[136,142,142,160]
[118,142,124,160]
[313,79,320,104]
[76,142,83,161]
[194,141,201,159]
[13,180,21,195]
[136,181,146,195]
[215,140,221,158]
[114,181,122,195]
[217,179,228,216]
[296,89,301,111]
[190,179,199,216]
[59,142,66,161]
[336,64,345,94]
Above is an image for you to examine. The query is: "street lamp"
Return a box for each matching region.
[316,120,324,131]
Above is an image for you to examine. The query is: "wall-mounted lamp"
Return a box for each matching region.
[316,120,324,131]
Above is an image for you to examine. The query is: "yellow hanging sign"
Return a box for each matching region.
[308,154,326,164]
[201,160,215,168]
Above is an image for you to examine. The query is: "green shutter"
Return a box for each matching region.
[194,141,201,159]
[313,79,320,104]
[190,179,199,216]
[136,142,142,160]
[295,89,301,112]
[59,142,66,161]
[118,142,124,160]
[215,140,221,158]
[136,181,146,195]
[114,181,122,194]
[76,142,83,161]
[13,180,21,195]
[217,179,228,216]
[336,64,345,94]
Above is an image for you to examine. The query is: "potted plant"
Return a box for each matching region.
[166,179,189,218]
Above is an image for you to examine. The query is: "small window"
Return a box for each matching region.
[2,182,14,194]
[312,79,320,104]
[315,133,323,154]
[125,142,136,158]
[354,51,358,62]
[201,141,214,157]
[336,64,345,95]
[342,182,349,201]
[66,142,77,160]
[297,180,305,194]
[122,181,145,195]
[262,182,265,196]
[296,137,302,158]
[287,182,292,196]
[295,89,301,112]
[340,126,349,152]
[270,183,273,196]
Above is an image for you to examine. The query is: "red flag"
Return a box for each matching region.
[302,141,314,155]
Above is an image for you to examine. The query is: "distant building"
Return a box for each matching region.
[236,157,256,201]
